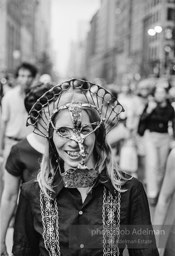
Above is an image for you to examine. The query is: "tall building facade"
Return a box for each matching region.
[142,0,175,77]
[84,0,175,84]
[86,11,99,79]
[5,0,22,73]
[0,0,52,74]
[0,0,8,72]
[34,0,52,69]
[66,21,89,78]
[85,0,145,84]
[127,0,145,77]
[20,0,37,64]
[115,0,133,84]
[86,0,117,82]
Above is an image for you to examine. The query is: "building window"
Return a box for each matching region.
[155,47,158,59]
[165,27,174,39]
[156,11,159,22]
[167,0,175,3]
[153,0,160,5]
[167,8,175,21]
[149,47,152,60]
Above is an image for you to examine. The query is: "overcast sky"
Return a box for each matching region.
[51,0,100,77]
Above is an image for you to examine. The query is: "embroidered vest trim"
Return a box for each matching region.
[40,186,121,256]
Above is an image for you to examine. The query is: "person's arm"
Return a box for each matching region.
[0,171,20,256]
[0,95,9,155]
[12,187,40,256]
[127,181,159,256]
[0,119,7,155]
[154,149,175,226]
[171,109,175,139]
[139,99,157,122]
[153,149,175,256]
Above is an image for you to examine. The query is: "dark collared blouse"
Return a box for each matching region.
[140,102,175,135]
[12,171,159,256]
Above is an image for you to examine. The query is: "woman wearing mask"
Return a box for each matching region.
[12,79,158,256]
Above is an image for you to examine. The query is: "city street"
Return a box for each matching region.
[1,0,175,255]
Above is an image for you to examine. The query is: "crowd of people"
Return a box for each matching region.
[107,78,175,256]
[0,62,174,256]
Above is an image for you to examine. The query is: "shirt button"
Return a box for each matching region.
[80,244,84,248]
[79,210,83,215]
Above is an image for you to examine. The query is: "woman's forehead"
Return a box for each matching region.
[54,109,90,126]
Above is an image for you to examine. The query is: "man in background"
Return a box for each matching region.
[0,62,38,200]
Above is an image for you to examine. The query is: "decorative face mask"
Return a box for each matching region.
[51,103,101,187]
[51,102,102,169]
[27,79,124,137]
[26,79,124,187]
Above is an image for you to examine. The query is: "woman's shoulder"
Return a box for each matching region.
[120,171,145,193]
[120,173,149,214]
[10,138,28,153]
[107,169,144,192]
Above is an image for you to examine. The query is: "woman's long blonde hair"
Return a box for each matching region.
[37,96,129,197]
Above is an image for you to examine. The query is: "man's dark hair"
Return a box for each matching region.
[15,62,38,78]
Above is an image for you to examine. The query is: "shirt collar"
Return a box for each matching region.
[51,168,116,199]
[97,168,116,196]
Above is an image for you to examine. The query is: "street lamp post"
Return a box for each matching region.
[147,25,175,76]
[147,25,163,36]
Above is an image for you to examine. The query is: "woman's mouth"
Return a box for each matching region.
[65,150,88,159]
[66,150,81,159]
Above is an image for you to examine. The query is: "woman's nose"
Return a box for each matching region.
[69,139,79,148]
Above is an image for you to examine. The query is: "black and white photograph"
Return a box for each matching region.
[0,0,175,255]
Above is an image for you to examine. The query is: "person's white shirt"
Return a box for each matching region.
[1,86,32,139]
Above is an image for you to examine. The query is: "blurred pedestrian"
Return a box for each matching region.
[136,79,154,115]
[139,86,175,206]
[12,79,158,256]
[153,148,175,256]
[0,83,55,256]
[136,79,154,184]
[118,83,141,131]
[117,83,141,177]
[0,62,38,200]
[0,62,38,160]
[169,86,175,110]
[0,75,14,107]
